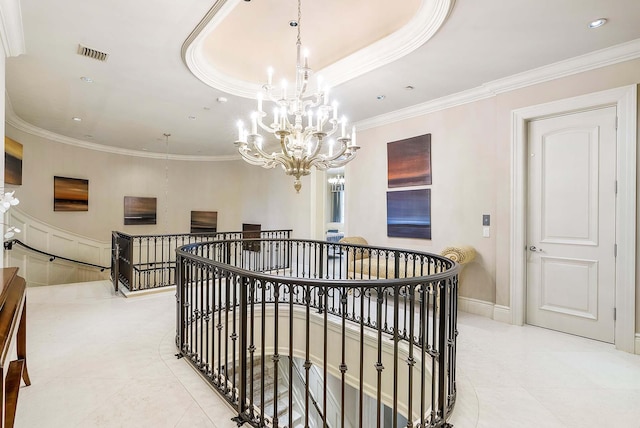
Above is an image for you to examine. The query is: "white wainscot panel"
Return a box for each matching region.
[50,234,75,256]
[27,256,50,286]
[27,225,49,250]
[49,262,77,285]
[77,242,101,265]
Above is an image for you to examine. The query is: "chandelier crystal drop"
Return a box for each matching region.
[235,0,360,193]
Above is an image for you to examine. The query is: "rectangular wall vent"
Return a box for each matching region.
[77,44,109,62]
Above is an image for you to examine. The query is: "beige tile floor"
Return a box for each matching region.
[15,280,640,428]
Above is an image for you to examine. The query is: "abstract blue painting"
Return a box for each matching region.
[387,189,431,239]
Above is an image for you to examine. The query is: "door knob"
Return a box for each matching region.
[529,246,543,252]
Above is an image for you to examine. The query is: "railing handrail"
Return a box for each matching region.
[4,239,110,271]
[177,238,460,285]
[113,229,293,239]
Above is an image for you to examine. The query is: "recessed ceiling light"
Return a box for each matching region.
[376,95,386,100]
[588,18,607,29]
[72,117,82,122]
[405,85,414,90]
[80,76,93,83]
[84,134,93,138]
[216,97,227,103]
[188,115,196,120]
[203,106,211,111]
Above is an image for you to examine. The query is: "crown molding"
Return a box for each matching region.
[356,37,640,131]
[0,0,25,57]
[4,103,240,162]
[182,0,455,98]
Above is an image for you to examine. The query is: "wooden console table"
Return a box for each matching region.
[0,268,30,428]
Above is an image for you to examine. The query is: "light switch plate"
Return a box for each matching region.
[482,215,490,226]
[483,227,490,238]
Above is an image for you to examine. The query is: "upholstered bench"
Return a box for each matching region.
[338,236,475,279]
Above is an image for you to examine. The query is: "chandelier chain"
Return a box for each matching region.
[296,0,302,46]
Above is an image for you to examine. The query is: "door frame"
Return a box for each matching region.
[510,85,637,352]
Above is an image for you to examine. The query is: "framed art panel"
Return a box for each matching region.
[54,176,89,211]
[191,211,217,233]
[387,134,432,187]
[124,196,157,225]
[242,223,261,252]
[387,189,431,239]
[5,137,23,185]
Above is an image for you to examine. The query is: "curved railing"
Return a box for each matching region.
[176,238,459,428]
[111,229,291,292]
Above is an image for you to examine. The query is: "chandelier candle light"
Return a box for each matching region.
[235,0,360,193]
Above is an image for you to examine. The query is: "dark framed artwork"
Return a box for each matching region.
[124,196,157,225]
[54,176,89,211]
[4,137,23,185]
[387,189,431,239]
[387,134,432,187]
[242,223,261,252]
[191,211,218,234]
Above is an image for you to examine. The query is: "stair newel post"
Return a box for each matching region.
[238,275,249,420]
[272,281,280,428]
[438,279,449,426]
[304,284,312,428]
[176,254,185,352]
[289,282,295,428]
[340,287,348,428]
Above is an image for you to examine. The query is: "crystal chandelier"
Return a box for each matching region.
[235,0,360,193]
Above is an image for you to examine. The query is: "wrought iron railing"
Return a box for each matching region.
[111,230,291,292]
[176,238,459,428]
[5,238,110,271]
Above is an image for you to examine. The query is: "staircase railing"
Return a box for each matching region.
[4,238,110,271]
[111,229,291,292]
[176,238,459,428]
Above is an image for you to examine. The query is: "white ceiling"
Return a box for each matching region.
[5,0,640,158]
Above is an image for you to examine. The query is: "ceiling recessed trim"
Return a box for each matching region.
[4,105,240,162]
[182,0,455,98]
[356,37,640,131]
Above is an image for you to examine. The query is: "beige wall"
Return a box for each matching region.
[5,125,313,243]
[346,58,640,332]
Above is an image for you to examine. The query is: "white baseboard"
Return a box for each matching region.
[458,297,512,324]
[492,305,512,324]
[458,296,494,319]
[635,334,640,355]
[119,284,176,298]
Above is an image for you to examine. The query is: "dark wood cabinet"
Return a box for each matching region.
[0,268,30,428]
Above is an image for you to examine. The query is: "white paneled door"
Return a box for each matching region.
[526,106,617,343]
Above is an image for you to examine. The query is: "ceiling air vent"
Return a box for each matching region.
[77,44,109,62]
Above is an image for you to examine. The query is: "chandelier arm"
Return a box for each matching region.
[321,139,351,163]
[279,135,291,157]
[305,133,325,159]
[247,137,286,161]
[311,151,358,170]
[238,147,277,168]
[257,115,277,134]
